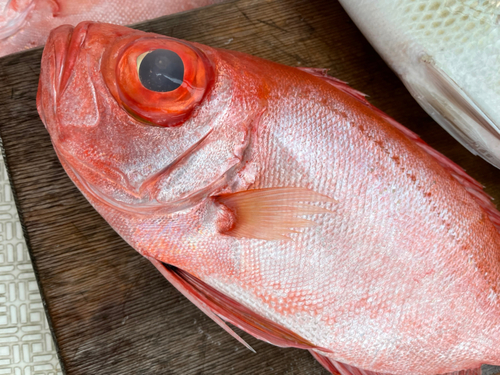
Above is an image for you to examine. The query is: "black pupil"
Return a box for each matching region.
[138,49,184,92]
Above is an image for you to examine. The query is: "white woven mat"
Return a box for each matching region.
[0,154,62,375]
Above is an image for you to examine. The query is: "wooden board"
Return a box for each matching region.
[0,0,500,374]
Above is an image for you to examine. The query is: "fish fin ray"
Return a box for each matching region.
[149,258,328,351]
[444,368,482,375]
[300,67,500,235]
[310,351,389,375]
[309,350,343,375]
[297,67,369,104]
[310,350,484,375]
[409,59,500,166]
[148,258,255,353]
[213,187,336,241]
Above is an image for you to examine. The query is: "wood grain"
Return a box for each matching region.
[0,0,499,374]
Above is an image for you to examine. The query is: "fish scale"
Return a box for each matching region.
[37,22,500,374]
[395,0,500,102]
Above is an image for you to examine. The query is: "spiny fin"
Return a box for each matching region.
[298,67,369,104]
[213,187,336,241]
[149,258,255,353]
[299,67,500,235]
[149,258,328,352]
[310,350,483,375]
[309,350,342,375]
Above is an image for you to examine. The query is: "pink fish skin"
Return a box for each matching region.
[0,0,225,57]
[36,22,500,375]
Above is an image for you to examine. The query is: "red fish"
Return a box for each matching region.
[0,0,224,57]
[37,22,500,375]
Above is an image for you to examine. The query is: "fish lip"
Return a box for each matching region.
[45,24,73,96]
[50,22,91,96]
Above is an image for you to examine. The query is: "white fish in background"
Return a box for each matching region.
[338,0,500,169]
[0,0,225,57]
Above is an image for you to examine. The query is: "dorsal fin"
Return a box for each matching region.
[298,67,500,234]
[298,67,369,104]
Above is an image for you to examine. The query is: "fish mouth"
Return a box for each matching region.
[48,22,91,96]
[37,22,92,130]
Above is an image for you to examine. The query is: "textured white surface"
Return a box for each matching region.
[0,154,62,375]
[338,0,500,168]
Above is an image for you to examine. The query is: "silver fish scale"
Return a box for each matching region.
[204,76,500,374]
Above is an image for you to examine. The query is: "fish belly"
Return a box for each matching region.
[202,86,500,374]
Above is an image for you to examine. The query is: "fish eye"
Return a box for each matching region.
[137,49,184,92]
[105,36,214,127]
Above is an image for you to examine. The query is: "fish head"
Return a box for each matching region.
[37,22,266,214]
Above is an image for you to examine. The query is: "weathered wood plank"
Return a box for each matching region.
[0,0,499,374]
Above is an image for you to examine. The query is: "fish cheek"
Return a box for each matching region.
[57,60,100,128]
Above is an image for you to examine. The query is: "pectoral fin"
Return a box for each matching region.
[213,187,336,241]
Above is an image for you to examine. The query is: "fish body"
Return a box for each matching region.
[37,22,500,375]
[338,0,500,169]
[0,0,224,57]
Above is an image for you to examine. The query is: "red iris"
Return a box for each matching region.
[102,36,214,127]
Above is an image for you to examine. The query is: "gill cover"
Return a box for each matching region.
[102,35,214,127]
